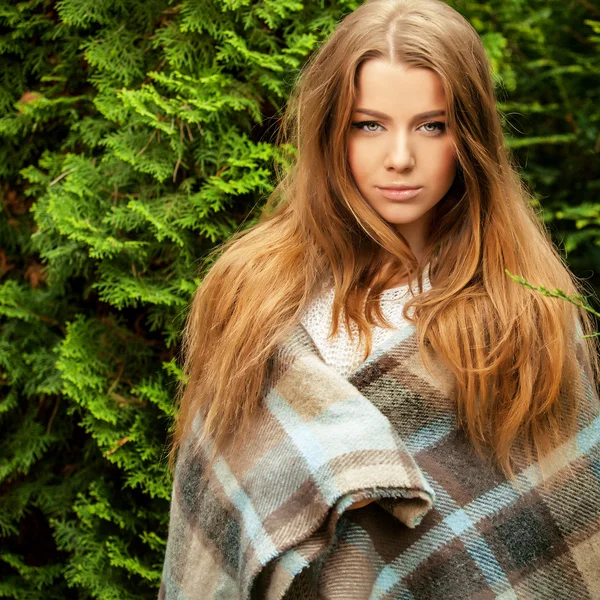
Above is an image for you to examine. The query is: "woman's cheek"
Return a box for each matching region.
[348,141,373,182]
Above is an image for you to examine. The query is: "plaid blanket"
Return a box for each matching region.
[159,321,600,599]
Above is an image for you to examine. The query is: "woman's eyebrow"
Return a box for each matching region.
[353,108,446,121]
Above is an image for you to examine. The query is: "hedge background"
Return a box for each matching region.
[1,0,599,597]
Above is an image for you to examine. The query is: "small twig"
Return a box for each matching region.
[575,0,600,17]
[49,167,77,187]
[104,436,131,457]
[46,397,59,435]
[112,393,147,407]
[565,26,598,48]
[505,269,600,337]
[140,58,166,86]
[135,129,157,157]
[173,155,182,182]
[18,306,60,325]
[185,120,194,141]
[106,362,125,397]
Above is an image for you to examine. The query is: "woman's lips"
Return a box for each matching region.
[376,186,423,200]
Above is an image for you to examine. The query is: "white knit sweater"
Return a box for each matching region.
[300,268,431,377]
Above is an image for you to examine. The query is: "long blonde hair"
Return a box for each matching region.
[168,0,599,480]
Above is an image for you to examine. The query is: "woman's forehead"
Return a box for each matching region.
[354,60,446,119]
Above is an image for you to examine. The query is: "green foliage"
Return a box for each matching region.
[0,0,598,597]
[506,269,600,337]
[452,0,600,272]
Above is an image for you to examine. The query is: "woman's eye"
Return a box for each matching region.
[351,120,446,134]
[351,120,382,132]
[420,121,446,134]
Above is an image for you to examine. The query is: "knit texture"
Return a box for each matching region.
[159,321,600,599]
[300,268,432,376]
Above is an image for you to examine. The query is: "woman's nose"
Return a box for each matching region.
[384,134,416,170]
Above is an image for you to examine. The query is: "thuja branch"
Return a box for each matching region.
[505,269,600,338]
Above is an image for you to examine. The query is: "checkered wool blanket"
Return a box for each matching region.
[159,321,600,599]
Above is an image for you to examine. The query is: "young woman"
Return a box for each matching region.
[159,0,600,597]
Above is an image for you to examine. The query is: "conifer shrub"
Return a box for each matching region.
[0,0,598,597]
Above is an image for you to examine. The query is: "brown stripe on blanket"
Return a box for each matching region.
[404,536,493,600]
[537,454,600,541]
[416,429,505,505]
[479,488,571,577]
[570,528,600,598]
[276,353,371,420]
[169,477,239,597]
[510,549,592,599]
[219,405,291,482]
[260,476,330,545]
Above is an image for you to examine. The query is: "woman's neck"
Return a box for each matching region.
[382,262,430,291]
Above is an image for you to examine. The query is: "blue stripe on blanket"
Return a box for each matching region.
[368,496,516,597]
[414,475,515,596]
[368,414,600,596]
[211,455,278,564]
[264,389,404,502]
[405,415,454,454]
[523,413,600,487]
[443,506,515,595]
[278,549,310,579]
[577,408,600,455]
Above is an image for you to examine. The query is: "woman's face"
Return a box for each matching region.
[347,59,458,257]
